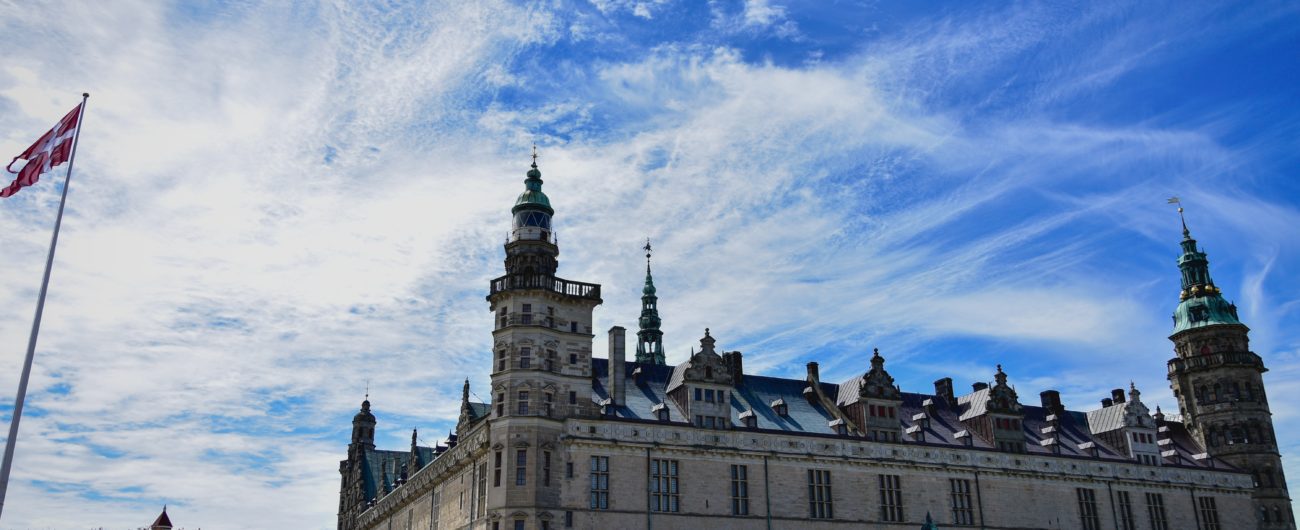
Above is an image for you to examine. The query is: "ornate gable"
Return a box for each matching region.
[859,348,900,400]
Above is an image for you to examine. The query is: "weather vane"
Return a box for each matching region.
[531,143,539,166]
[1167,196,1189,236]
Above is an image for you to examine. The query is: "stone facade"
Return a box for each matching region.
[338,161,1288,530]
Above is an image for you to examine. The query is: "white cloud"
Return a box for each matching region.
[0,1,1296,527]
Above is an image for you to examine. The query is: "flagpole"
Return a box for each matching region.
[0,93,89,520]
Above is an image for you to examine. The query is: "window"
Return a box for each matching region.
[705,389,715,402]
[569,391,577,405]
[950,479,974,525]
[496,393,504,417]
[590,456,609,509]
[1117,491,1136,530]
[1198,497,1220,530]
[494,451,502,487]
[514,521,524,530]
[566,462,574,478]
[1076,488,1101,530]
[476,462,487,518]
[522,304,532,313]
[544,393,553,417]
[808,469,833,519]
[650,459,679,512]
[498,351,506,371]
[515,449,527,486]
[879,474,904,522]
[570,353,577,364]
[520,348,531,369]
[1146,492,1168,530]
[694,388,702,401]
[564,511,573,528]
[543,451,552,486]
[518,391,530,415]
[731,465,749,516]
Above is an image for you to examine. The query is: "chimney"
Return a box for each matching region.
[1040,390,1063,415]
[608,326,626,406]
[972,382,989,392]
[934,378,955,406]
[1111,388,1126,404]
[723,351,744,385]
[1102,397,1114,407]
[806,361,820,384]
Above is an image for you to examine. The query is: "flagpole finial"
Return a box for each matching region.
[82,93,89,98]
[1168,197,1189,238]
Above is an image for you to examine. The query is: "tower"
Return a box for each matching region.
[338,397,376,530]
[1165,209,1293,528]
[636,239,666,365]
[486,150,602,523]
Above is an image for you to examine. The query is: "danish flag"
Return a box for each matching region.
[1,102,83,198]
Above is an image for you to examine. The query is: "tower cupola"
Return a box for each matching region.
[1171,207,1241,334]
[351,397,376,450]
[636,239,666,365]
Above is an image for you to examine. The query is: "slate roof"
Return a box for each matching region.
[591,358,1229,470]
[1086,402,1130,434]
[359,446,437,501]
[150,507,172,529]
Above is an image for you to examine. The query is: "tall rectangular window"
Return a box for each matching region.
[520,347,531,368]
[565,511,573,528]
[517,391,529,415]
[730,465,749,516]
[1076,488,1101,530]
[589,456,609,509]
[1145,492,1169,530]
[515,449,527,486]
[879,474,904,522]
[808,469,833,519]
[1117,490,1136,530]
[476,462,487,518]
[949,478,974,525]
[493,451,502,487]
[1198,497,1220,530]
[650,459,680,512]
[543,451,552,486]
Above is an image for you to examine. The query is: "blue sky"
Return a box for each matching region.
[0,0,1298,527]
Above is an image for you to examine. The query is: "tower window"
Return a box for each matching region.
[518,391,530,415]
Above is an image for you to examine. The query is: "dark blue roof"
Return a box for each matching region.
[591,358,1226,470]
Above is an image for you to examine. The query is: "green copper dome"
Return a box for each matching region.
[512,164,553,215]
[1172,294,1241,334]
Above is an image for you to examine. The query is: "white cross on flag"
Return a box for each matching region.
[2,102,83,198]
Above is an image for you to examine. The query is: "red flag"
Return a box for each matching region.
[1,103,83,198]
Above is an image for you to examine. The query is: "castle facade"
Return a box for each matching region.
[338,160,1292,529]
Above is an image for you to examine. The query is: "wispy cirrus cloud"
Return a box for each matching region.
[0,0,1297,528]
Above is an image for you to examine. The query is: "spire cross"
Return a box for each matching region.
[364,379,369,401]
[644,238,653,272]
[531,144,539,168]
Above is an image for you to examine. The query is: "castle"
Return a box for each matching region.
[338,158,1293,529]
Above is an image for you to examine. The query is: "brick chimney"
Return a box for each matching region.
[608,326,626,406]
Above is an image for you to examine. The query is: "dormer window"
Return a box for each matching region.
[771,399,788,416]
[830,419,848,435]
[650,405,670,423]
[739,410,757,428]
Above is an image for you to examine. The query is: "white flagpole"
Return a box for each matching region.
[0,93,89,520]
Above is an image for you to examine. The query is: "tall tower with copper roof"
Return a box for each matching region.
[1165,207,1293,528]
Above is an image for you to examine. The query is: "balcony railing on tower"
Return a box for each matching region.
[488,273,602,301]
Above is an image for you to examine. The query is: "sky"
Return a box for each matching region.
[0,0,1297,527]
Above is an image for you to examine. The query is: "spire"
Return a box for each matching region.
[636,239,665,365]
[150,505,173,530]
[1170,202,1242,333]
[351,396,376,449]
